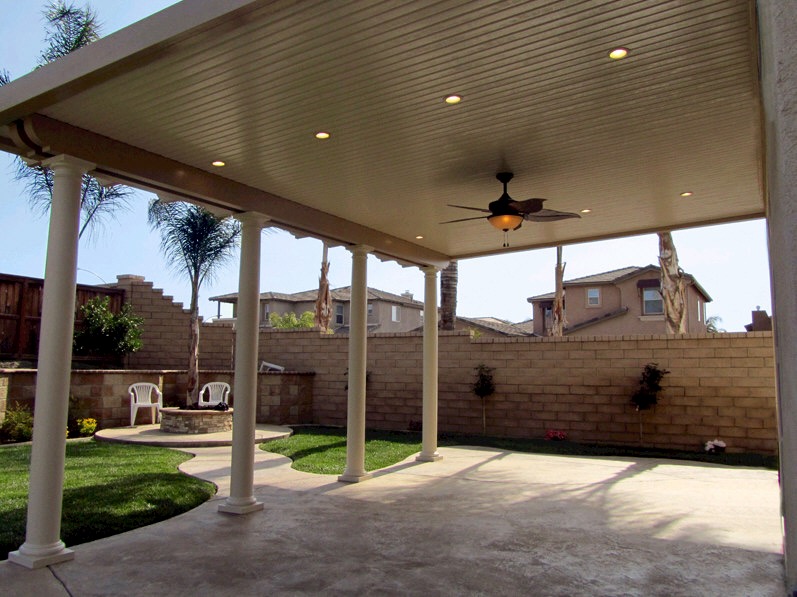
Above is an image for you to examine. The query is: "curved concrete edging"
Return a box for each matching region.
[94,423,292,448]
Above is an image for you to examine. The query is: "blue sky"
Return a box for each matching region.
[0,1,772,331]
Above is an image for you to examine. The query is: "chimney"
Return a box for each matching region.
[401,290,413,300]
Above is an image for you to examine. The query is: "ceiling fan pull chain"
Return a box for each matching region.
[503,230,510,247]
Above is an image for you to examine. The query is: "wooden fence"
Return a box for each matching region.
[0,273,125,360]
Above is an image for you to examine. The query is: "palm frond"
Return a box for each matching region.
[0,69,10,86]
[147,199,242,288]
[13,161,54,219]
[39,1,101,65]
[13,161,132,240]
[77,176,133,240]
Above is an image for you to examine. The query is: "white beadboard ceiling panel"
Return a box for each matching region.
[0,0,762,264]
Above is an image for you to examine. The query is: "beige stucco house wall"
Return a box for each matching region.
[528,265,711,337]
[211,286,424,334]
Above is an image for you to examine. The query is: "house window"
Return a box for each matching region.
[586,288,600,307]
[642,288,664,315]
[392,305,401,322]
[367,302,374,316]
[335,304,344,325]
[697,299,703,322]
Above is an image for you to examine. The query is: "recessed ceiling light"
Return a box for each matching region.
[415,235,424,240]
[444,94,462,105]
[211,160,225,167]
[580,208,592,214]
[608,47,629,60]
[680,191,693,197]
[314,131,331,140]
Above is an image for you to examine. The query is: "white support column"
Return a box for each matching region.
[417,266,442,462]
[219,212,269,515]
[9,155,93,569]
[339,245,372,483]
[759,2,797,590]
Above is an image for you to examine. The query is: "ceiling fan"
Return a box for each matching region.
[441,172,580,246]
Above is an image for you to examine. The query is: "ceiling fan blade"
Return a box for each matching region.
[447,204,491,213]
[440,216,486,224]
[524,209,581,222]
[509,198,546,214]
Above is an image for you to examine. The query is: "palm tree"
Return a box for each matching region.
[551,246,566,336]
[658,231,687,334]
[1,1,132,240]
[706,315,725,333]
[440,260,458,330]
[148,200,242,404]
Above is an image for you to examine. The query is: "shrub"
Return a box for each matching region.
[269,311,315,329]
[472,364,495,399]
[631,362,670,411]
[0,405,34,443]
[77,418,97,437]
[73,296,143,357]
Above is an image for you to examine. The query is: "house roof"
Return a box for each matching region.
[527,265,712,302]
[210,286,424,308]
[0,1,763,266]
[459,316,535,337]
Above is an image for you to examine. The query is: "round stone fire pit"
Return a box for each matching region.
[160,407,233,434]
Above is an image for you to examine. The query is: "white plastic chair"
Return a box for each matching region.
[128,382,163,426]
[198,382,231,407]
[259,361,285,372]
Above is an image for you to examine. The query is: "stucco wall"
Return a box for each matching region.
[533,272,709,336]
[0,369,313,429]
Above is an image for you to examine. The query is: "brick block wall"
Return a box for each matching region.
[256,373,315,424]
[103,276,779,454]
[256,330,778,454]
[115,275,193,369]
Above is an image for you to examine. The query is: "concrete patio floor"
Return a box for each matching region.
[0,443,784,596]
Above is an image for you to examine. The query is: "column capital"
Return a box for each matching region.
[41,154,95,174]
[422,265,441,275]
[349,244,373,256]
[235,212,270,228]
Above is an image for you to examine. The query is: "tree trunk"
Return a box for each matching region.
[440,260,458,331]
[658,232,687,334]
[551,246,566,336]
[187,280,200,405]
[315,242,332,332]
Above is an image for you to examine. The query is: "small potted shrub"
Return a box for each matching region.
[473,364,495,435]
[631,363,670,411]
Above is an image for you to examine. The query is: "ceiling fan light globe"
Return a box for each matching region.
[488,213,524,231]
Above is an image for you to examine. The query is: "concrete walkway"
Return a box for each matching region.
[0,445,784,596]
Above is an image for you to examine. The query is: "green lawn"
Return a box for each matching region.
[261,427,424,474]
[0,440,215,560]
[261,426,778,475]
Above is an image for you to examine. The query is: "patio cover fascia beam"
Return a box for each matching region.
[8,113,450,270]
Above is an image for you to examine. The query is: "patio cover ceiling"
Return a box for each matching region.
[0,0,762,268]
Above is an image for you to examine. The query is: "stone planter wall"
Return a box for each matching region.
[159,407,233,434]
[0,369,314,430]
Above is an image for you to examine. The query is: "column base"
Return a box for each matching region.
[338,471,373,483]
[218,500,264,515]
[416,452,443,462]
[8,546,74,569]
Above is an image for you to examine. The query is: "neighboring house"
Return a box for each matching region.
[527,265,712,337]
[210,286,424,333]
